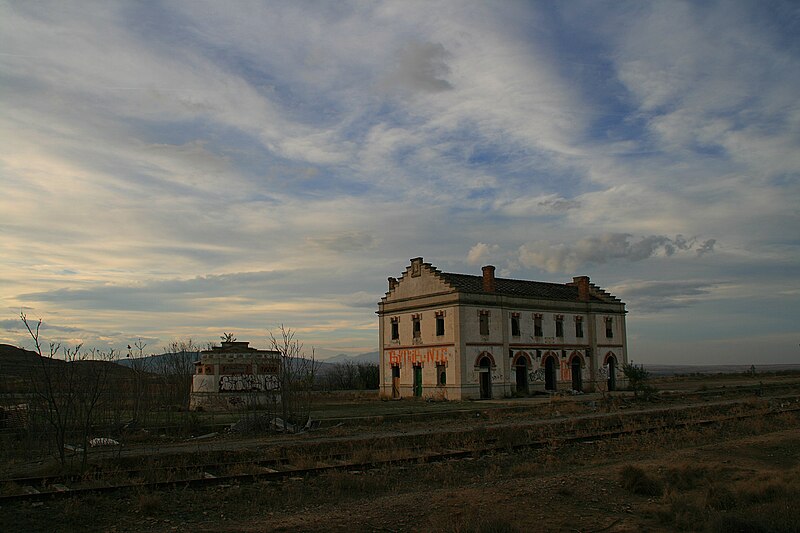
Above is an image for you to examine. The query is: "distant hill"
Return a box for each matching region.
[322,351,379,364]
[0,343,57,377]
[115,351,200,373]
[0,343,139,380]
[643,363,800,376]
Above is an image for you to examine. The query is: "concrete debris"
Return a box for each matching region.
[0,404,29,429]
[188,432,218,441]
[227,415,319,434]
[89,437,120,447]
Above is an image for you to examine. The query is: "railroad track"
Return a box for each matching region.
[2,400,798,503]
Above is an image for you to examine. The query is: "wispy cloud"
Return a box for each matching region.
[611,280,724,313]
[1,1,798,362]
[515,234,715,273]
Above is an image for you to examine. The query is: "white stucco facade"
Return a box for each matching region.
[378,258,628,400]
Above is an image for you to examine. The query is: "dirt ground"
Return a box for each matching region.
[208,426,800,533]
[2,375,799,532]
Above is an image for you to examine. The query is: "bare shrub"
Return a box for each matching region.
[658,488,708,530]
[664,463,712,490]
[135,490,162,514]
[623,362,656,399]
[705,483,737,511]
[619,465,663,496]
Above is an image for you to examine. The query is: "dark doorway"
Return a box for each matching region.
[571,358,582,391]
[607,356,617,392]
[515,357,528,394]
[544,356,557,391]
[479,357,492,399]
[391,365,400,399]
[413,365,422,397]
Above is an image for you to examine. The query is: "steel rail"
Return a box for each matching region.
[2,404,798,503]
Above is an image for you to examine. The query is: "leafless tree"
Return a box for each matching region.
[126,339,148,424]
[321,361,379,391]
[268,326,318,427]
[21,313,114,470]
[156,339,199,411]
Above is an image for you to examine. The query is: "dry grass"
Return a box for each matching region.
[631,452,800,532]
[0,383,797,532]
[134,489,162,514]
[619,465,663,496]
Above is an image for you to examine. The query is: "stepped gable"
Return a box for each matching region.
[385,258,455,297]
[586,282,622,303]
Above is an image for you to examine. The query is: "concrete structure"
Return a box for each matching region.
[378,258,628,400]
[190,340,280,410]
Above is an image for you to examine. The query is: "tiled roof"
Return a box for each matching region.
[437,272,610,302]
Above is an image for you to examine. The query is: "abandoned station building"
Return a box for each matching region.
[378,258,628,400]
[190,340,280,410]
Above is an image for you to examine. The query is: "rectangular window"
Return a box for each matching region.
[436,362,446,386]
[435,312,445,336]
[479,311,490,336]
[605,317,613,338]
[555,315,564,338]
[390,317,399,340]
[575,317,584,338]
[412,314,421,338]
[511,314,520,337]
[533,314,543,337]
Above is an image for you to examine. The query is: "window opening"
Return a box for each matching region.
[479,310,490,336]
[436,362,446,386]
[435,313,445,336]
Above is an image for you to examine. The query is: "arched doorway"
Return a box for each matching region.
[514,355,529,394]
[607,355,617,392]
[571,357,582,391]
[544,355,557,392]
[479,356,492,399]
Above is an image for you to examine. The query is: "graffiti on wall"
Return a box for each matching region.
[599,365,621,378]
[219,374,279,393]
[529,369,546,383]
[387,346,451,366]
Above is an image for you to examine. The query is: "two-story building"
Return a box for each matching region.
[190,340,281,410]
[377,258,628,400]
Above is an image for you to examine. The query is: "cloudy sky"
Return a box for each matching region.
[2,1,798,364]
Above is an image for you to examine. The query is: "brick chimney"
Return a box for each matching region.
[573,276,590,302]
[482,265,496,292]
[388,277,398,291]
